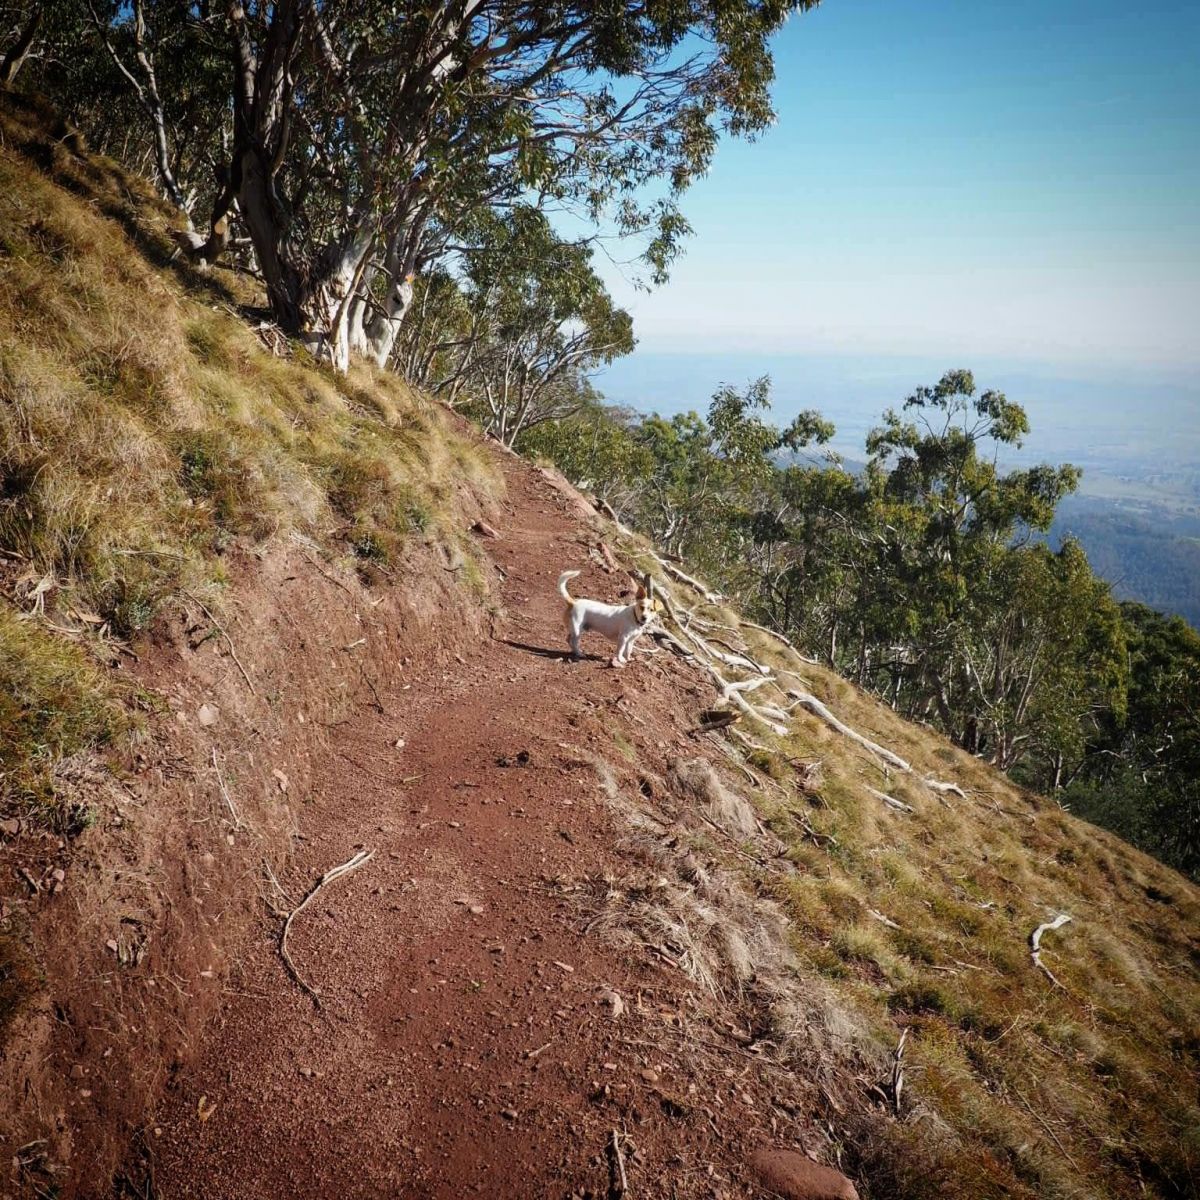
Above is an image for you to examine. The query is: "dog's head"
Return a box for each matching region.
[633,572,658,624]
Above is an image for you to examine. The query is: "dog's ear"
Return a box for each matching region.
[633,572,647,599]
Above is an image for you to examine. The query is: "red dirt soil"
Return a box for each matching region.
[104,455,829,1198]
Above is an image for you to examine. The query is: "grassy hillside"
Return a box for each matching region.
[0,90,495,823]
[602,550,1200,1198]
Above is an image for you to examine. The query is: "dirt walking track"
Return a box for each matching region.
[143,454,814,1200]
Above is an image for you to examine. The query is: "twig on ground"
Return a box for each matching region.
[607,1128,629,1199]
[210,748,243,831]
[1029,913,1072,988]
[299,550,357,597]
[796,812,837,850]
[280,849,375,1007]
[262,858,291,917]
[359,666,385,714]
[183,591,256,695]
[867,908,903,930]
[1014,1086,1081,1171]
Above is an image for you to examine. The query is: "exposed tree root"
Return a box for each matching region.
[738,619,819,664]
[280,849,375,1008]
[1029,913,1073,988]
[787,690,912,772]
[644,553,926,782]
[648,552,724,603]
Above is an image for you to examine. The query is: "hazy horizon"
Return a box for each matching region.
[596,350,1200,504]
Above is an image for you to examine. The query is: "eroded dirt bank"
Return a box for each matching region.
[1,476,495,1195]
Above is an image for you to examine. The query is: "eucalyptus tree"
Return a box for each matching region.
[0,5,42,84]
[71,0,817,370]
[436,208,634,445]
[862,369,1081,722]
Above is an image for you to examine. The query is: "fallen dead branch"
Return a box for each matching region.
[280,849,375,1007]
[866,786,914,814]
[183,590,256,695]
[1029,912,1072,988]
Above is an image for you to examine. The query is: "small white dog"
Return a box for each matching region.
[558,569,657,667]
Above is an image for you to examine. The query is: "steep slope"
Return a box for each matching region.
[0,89,1197,1200]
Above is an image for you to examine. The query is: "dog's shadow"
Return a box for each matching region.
[500,639,606,663]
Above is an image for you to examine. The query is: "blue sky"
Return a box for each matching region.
[596,0,1200,372]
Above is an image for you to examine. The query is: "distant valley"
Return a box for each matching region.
[1050,494,1200,628]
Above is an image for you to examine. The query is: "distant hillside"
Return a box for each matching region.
[1051,495,1200,629]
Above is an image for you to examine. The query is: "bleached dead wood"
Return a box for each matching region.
[655,582,767,674]
[866,786,915,814]
[924,778,966,799]
[787,690,912,772]
[280,849,375,1007]
[700,661,787,736]
[1029,913,1072,988]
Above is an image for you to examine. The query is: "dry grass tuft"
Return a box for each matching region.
[668,757,758,837]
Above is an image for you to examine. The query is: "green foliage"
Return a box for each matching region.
[25,0,820,353]
[529,371,1194,879]
[1063,604,1200,878]
[401,208,634,445]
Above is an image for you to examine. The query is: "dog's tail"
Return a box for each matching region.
[558,569,581,603]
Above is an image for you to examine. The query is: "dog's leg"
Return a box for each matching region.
[612,628,635,667]
[568,610,584,661]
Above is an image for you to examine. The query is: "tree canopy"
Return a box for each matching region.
[14,0,818,369]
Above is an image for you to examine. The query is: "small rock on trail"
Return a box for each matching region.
[748,1148,860,1200]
